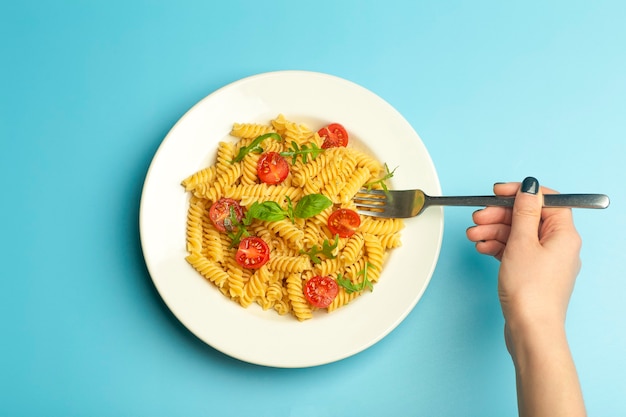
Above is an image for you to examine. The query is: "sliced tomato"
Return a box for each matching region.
[327,208,361,238]
[318,123,349,149]
[257,152,289,185]
[209,198,244,232]
[235,236,270,269]
[304,275,339,308]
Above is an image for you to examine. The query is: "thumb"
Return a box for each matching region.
[508,176,543,243]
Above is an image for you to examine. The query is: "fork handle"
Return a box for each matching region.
[428,194,610,209]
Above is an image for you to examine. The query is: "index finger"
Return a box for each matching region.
[494,182,560,202]
[493,182,520,196]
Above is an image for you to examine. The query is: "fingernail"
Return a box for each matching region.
[493,182,506,186]
[521,177,539,194]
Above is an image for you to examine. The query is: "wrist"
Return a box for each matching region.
[504,316,568,366]
[503,317,585,417]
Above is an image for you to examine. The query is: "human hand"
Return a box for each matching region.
[467,177,586,417]
[466,177,582,331]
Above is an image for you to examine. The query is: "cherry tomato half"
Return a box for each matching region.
[327,208,361,238]
[304,275,339,308]
[235,236,270,269]
[257,152,289,185]
[318,123,349,149]
[209,198,244,232]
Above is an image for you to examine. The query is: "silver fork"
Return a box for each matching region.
[354,188,610,218]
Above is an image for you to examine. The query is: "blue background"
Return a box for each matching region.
[1,1,624,416]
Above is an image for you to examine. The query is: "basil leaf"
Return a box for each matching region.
[284,196,295,223]
[293,194,332,219]
[248,201,286,222]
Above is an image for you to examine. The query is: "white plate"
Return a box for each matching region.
[139,71,443,368]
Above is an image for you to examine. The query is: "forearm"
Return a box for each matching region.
[505,321,586,417]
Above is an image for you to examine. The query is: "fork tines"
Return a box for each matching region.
[353,189,388,216]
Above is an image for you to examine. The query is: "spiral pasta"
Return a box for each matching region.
[181,166,216,192]
[182,114,404,320]
[286,272,313,321]
[231,122,276,139]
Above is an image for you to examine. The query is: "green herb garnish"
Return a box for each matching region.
[336,262,376,294]
[280,141,325,164]
[231,133,282,163]
[246,201,286,222]
[243,194,332,225]
[225,207,250,247]
[223,194,332,245]
[364,163,398,192]
[292,194,332,219]
[300,235,339,264]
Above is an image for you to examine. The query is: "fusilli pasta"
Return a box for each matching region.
[182,114,404,321]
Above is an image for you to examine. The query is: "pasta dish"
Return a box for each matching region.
[181,114,404,321]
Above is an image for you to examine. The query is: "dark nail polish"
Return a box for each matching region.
[521,177,539,194]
